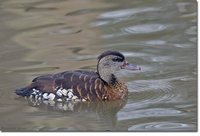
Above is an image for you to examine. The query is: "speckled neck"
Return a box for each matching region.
[97,63,118,86]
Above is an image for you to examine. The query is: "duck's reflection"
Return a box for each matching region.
[28,97,126,112]
[26,98,127,131]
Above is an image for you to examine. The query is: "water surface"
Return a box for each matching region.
[0,0,197,131]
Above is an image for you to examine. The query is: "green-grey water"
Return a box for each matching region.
[0,0,197,131]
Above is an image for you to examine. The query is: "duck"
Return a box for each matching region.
[15,50,141,102]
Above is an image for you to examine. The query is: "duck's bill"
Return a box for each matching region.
[121,63,141,71]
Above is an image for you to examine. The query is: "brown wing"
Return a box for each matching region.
[30,70,105,100]
[31,74,55,93]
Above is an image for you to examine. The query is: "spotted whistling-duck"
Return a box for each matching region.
[15,50,141,101]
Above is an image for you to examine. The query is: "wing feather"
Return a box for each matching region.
[28,70,105,100]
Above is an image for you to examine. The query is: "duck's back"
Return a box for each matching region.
[16,70,106,101]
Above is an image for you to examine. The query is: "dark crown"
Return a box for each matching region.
[97,50,125,61]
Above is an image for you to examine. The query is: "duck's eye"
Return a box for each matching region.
[112,57,123,62]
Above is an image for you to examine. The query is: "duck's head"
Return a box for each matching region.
[97,50,141,85]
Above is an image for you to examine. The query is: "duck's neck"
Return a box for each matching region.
[97,64,118,86]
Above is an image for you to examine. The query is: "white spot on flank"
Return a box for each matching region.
[43,93,48,99]
[56,89,63,97]
[68,92,73,98]
[32,91,37,95]
[48,93,55,100]
[39,93,42,96]
[72,96,78,100]
[33,88,39,92]
[61,89,68,96]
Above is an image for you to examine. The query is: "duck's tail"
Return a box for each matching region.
[15,86,34,97]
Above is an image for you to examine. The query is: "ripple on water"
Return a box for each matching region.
[126,78,177,110]
[150,56,171,62]
[118,108,183,121]
[184,26,197,35]
[189,37,197,43]
[176,2,194,13]
[122,51,172,63]
[99,7,160,19]
[128,78,173,93]
[66,54,97,61]
[122,52,151,57]
[90,20,111,27]
[123,24,168,34]
[118,75,196,131]
[25,7,57,12]
[49,27,82,35]
[65,9,97,16]
[102,24,168,39]
[173,43,193,48]
[145,40,167,46]
[92,7,161,27]
[9,66,60,74]
[128,122,196,131]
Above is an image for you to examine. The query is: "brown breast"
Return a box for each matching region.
[102,81,128,101]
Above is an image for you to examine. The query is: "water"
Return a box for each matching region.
[0,0,197,131]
